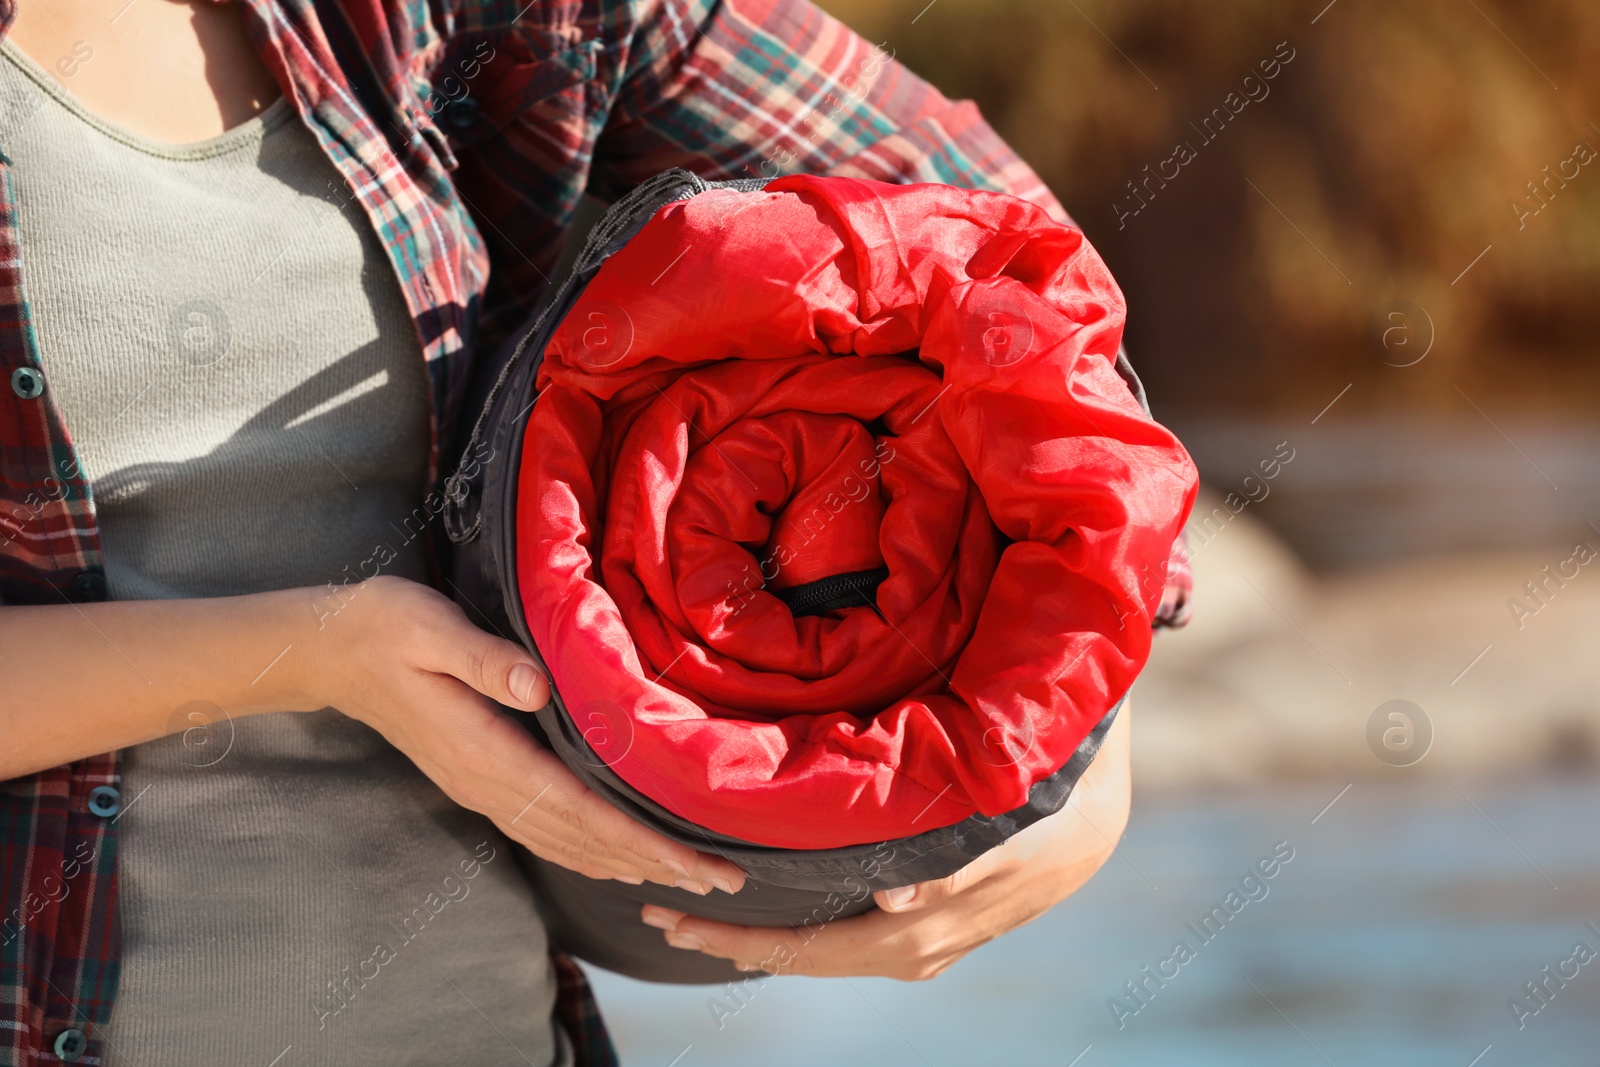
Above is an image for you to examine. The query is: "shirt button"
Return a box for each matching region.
[87,785,121,818]
[443,95,480,130]
[67,569,108,602]
[52,1028,88,1062]
[11,366,44,399]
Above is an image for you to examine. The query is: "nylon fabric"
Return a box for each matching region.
[518,175,1197,849]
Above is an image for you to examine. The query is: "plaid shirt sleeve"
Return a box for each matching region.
[591,0,1066,210]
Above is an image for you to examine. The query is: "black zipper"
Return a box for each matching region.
[773,567,891,618]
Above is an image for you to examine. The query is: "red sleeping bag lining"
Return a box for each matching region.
[518,175,1197,850]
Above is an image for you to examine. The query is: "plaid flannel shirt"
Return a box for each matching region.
[0,1,1191,1063]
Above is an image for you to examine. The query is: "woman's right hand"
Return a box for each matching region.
[287,576,745,894]
[0,574,739,892]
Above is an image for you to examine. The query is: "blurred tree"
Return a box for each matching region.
[817,0,1600,417]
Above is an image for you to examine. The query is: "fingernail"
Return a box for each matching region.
[666,932,705,951]
[508,662,543,706]
[735,960,761,972]
[661,857,690,877]
[641,911,679,932]
[881,885,917,910]
[675,879,713,896]
[616,875,644,885]
[709,876,738,895]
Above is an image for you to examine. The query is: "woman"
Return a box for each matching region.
[0,1,1158,1064]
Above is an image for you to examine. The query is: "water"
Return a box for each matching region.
[586,778,1600,1066]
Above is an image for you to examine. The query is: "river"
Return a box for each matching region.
[588,777,1600,1066]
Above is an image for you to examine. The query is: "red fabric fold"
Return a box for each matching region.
[518,175,1197,848]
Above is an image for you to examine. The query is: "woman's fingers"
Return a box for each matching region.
[495,819,652,883]
[409,677,746,892]
[412,597,551,712]
[469,740,728,888]
[642,906,816,973]
[503,799,738,891]
[874,847,999,913]
[640,903,954,980]
[467,703,746,891]
[531,777,745,893]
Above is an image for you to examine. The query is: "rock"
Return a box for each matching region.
[1132,490,1600,788]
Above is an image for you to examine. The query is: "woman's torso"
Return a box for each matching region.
[0,40,566,1066]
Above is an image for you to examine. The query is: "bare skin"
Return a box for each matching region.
[2,0,744,896]
[2,0,1132,981]
[9,0,277,142]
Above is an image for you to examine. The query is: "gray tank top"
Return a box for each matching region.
[0,41,567,1067]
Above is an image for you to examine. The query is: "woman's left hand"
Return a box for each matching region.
[640,702,1134,980]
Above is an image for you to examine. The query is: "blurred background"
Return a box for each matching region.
[590,1,1600,1063]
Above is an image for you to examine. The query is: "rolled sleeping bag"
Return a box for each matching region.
[444,169,1198,983]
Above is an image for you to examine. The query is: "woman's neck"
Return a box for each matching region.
[7,0,279,145]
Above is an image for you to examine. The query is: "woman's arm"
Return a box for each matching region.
[641,701,1133,979]
[588,0,1066,214]
[2,585,328,775]
[0,576,744,894]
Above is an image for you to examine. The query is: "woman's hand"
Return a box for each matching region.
[0,573,743,891]
[290,576,745,895]
[639,702,1133,978]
